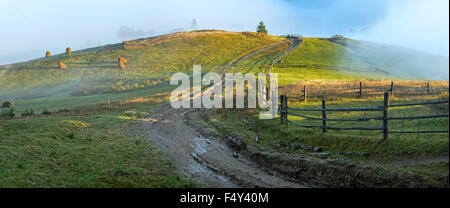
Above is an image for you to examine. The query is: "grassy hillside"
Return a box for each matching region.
[273,37,449,85]
[280,38,347,65]
[0,30,286,99]
[1,31,448,100]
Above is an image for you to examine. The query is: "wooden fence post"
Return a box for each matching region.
[322,99,327,133]
[390,81,394,96]
[280,95,285,124]
[284,95,288,127]
[427,82,430,94]
[383,91,390,141]
[359,81,363,98]
[303,85,307,102]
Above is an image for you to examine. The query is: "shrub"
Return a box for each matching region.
[284,34,303,39]
[330,34,346,42]
[45,51,52,57]
[1,107,15,118]
[58,108,70,113]
[66,47,72,55]
[21,108,34,117]
[42,109,51,115]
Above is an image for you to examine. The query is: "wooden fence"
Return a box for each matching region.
[285,81,449,101]
[279,92,449,140]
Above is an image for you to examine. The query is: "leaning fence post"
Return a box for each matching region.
[359,81,363,98]
[383,91,390,141]
[390,81,394,96]
[303,85,307,102]
[427,82,430,94]
[322,99,327,133]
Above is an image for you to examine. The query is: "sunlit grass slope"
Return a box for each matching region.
[0,30,285,99]
[1,32,448,99]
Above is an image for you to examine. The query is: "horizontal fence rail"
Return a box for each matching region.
[282,81,449,101]
[287,120,384,130]
[388,130,449,134]
[282,110,382,121]
[279,92,449,140]
[388,114,449,120]
[287,106,382,112]
[384,100,449,107]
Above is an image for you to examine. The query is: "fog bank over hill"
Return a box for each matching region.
[350,0,449,57]
[340,39,449,80]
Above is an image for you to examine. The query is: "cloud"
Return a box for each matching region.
[116,26,156,39]
[1,0,447,65]
[351,0,449,56]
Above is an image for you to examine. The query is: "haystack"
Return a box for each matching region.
[118,57,127,69]
[119,61,126,69]
[59,61,67,70]
[118,57,128,64]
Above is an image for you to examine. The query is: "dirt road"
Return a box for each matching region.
[140,106,307,188]
[229,37,302,67]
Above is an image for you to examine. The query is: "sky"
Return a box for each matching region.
[0,0,448,65]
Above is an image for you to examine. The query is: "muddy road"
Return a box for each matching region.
[139,106,307,188]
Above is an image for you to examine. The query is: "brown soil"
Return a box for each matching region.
[138,106,308,188]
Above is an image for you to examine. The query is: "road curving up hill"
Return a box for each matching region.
[139,106,308,188]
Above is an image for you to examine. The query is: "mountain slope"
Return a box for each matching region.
[1,31,448,99]
[274,37,449,81]
[0,30,286,99]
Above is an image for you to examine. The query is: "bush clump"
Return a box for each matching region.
[58,108,70,113]
[330,34,346,42]
[21,108,34,117]
[42,109,51,115]
[1,107,15,118]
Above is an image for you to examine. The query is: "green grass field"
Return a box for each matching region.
[0,85,200,187]
[197,95,449,180]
